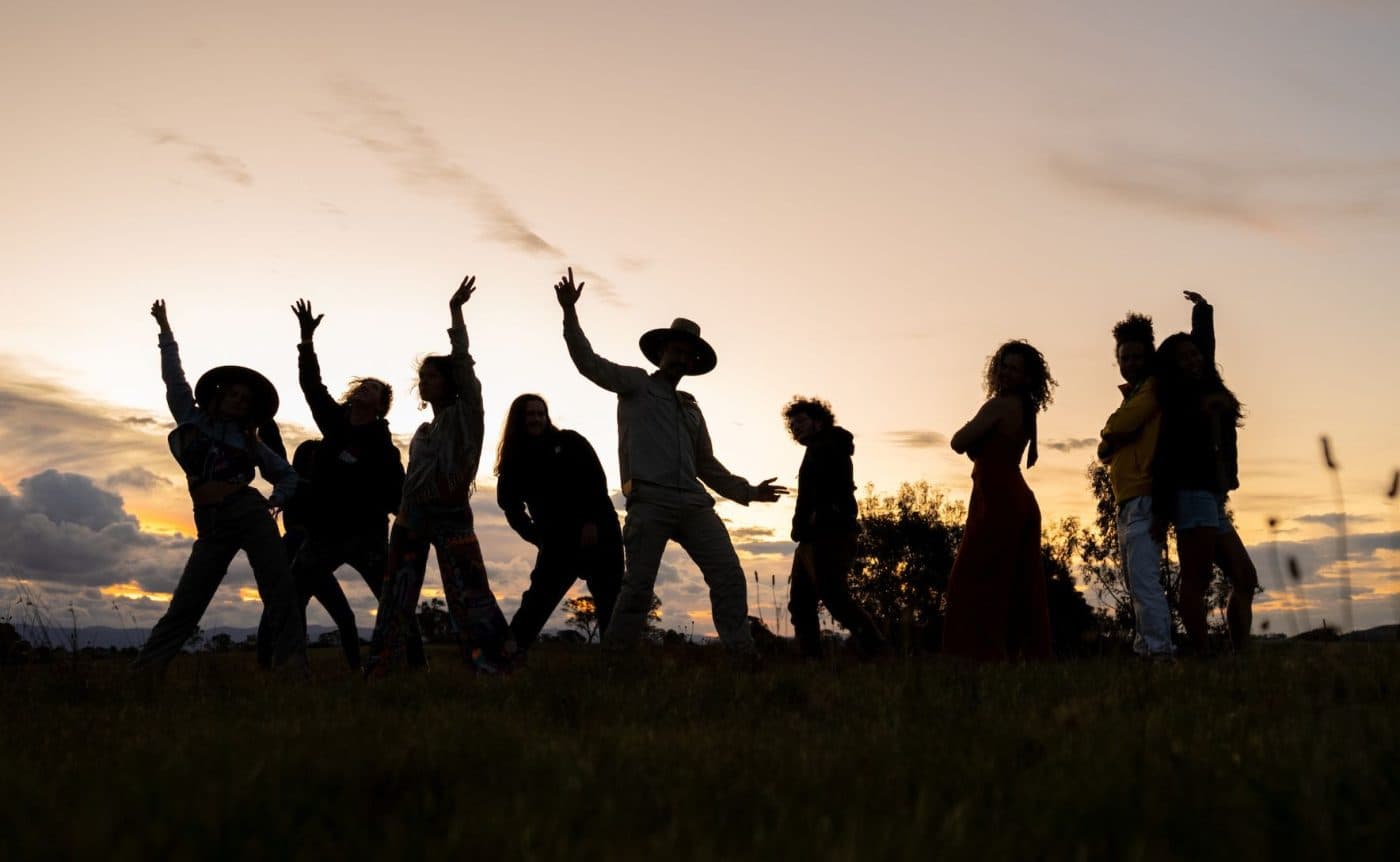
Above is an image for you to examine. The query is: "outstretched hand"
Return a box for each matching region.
[450,275,477,309]
[752,478,790,503]
[150,299,171,334]
[292,299,324,341]
[554,267,584,310]
[1183,290,1208,306]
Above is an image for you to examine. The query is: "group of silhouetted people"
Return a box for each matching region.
[130,270,1256,680]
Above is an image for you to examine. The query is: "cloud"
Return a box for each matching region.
[104,466,173,491]
[148,130,253,186]
[0,471,188,592]
[0,360,174,480]
[886,430,948,449]
[737,540,797,557]
[324,79,621,303]
[1040,437,1098,454]
[1292,512,1382,528]
[1047,149,1400,236]
[730,526,775,541]
[16,470,135,531]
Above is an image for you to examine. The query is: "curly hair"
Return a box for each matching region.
[782,395,836,430]
[984,340,1057,413]
[1112,313,1155,351]
[342,376,394,417]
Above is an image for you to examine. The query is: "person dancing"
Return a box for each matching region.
[364,275,518,676]
[943,341,1056,661]
[134,300,306,675]
[495,394,623,648]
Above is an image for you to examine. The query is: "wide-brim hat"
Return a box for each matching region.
[195,366,280,423]
[639,318,717,375]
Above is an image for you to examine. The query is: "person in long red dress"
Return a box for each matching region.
[943,340,1057,661]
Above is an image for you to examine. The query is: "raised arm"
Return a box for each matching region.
[449,275,487,477]
[555,267,648,395]
[292,299,343,433]
[151,299,199,424]
[1185,291,1216,367]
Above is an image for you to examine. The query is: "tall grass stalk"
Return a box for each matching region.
[1321,436,1353,633]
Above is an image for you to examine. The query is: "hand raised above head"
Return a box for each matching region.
[752,478,790,503]
[150,299,171,332]
[291,298,324,340]
[554,267,585,309]
[1183,290,1208,306]
[450,274,477,308]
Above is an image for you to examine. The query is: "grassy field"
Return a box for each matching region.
[3,642,1397,861]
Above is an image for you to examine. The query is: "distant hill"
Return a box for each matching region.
[11,625,365,650]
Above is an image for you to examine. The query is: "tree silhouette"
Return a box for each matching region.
[563,595,600,643]
[564,593,661,644]
[850,481,963,648]
[850,479,1098,655]
[416,597,453,643]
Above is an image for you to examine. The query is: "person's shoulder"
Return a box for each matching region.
[988,394,1022,415]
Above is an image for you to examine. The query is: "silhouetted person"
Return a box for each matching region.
[1097,313,1175,659]
[253,436,362,670]
[364,275,518,676]
[943,340,1056,661]
[260,299,412,670]
[555,267,787,660]
[1151,291,1257,654]
[133,300,306,676]
[496,394,623,648]
[783,397,887,659]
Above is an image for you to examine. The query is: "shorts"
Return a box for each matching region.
[1175,490,1228,533]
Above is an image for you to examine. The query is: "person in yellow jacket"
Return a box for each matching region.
[1098,312,1174,658]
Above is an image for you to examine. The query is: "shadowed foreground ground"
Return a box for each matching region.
[3,642,1397,860]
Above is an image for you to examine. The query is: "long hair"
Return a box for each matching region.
[1153,332,1244,426]
[984,340,1056,468]
[415,355,459,408]
[494,393,556,477]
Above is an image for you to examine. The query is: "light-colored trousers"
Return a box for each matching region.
[605,487,756,653]
[1118,495,1175,656]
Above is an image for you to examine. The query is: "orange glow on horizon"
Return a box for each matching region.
[100,582,173,603]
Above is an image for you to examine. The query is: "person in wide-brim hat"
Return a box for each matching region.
[195,365,281,424]
[555,267,789,662]
[638,318,717,376]
[134,299,306,679]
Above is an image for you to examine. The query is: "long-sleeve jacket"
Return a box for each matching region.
[563,314,755,504]
[296,341,404,530]
[791,426,859,542]
[401,323,485,508]
[496,429,618,546]
[158,333,297,507]
[1100,378,1160,503]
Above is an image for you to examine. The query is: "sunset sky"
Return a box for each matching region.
[3,1,1397,641]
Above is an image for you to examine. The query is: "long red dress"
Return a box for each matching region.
[941,432,1052,660]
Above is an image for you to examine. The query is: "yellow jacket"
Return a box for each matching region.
[1101,378,1160,503]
